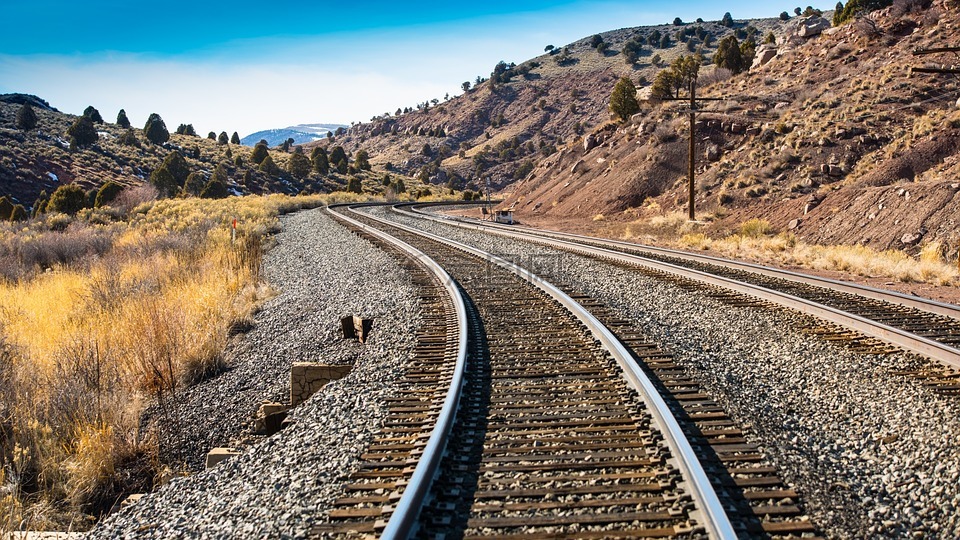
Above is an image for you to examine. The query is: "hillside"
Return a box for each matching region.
[502,0,960,259]
[306,1,959,262]
[0,100,415,213]
[239,123,348,147]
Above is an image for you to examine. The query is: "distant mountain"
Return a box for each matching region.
[240,124,348,147]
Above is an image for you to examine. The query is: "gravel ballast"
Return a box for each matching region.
[89,208,420,538]
[378,207,960,538]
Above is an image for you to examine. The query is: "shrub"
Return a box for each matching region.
[329,146,348,167]
[0,196,12,220]
[16,103,37,131]
[161,151,190,187]
[739,218,773,237]
[47,184,87,214]
[354,149,371,171]
[251,142,269,165]
[182,172,206,196]
[119,129,140,147]
[199,178,229,199]
[780,11,790,20]
[94,181,124,208]
[149,167,178,198]
[10,204,27,221]
[258,154,280,176]
[311,147,329,175]
[346,176,363,193]
[287,152,311,179]
[673,17,683,25]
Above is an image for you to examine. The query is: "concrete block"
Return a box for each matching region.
[341,315,373,343]
[290,363,352,407]
[205,447,240,469]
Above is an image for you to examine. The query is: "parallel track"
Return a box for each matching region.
[315,205,820,539]
[404,203,960,379]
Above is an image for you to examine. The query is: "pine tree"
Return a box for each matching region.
[67,116,99,148]
[116,109,131,128]
[16,103,37,131]
[83,106,104,124]
[230,132,240,145]
[287,152,311,179]
[143,113,170,145]
[94,181,124,207]
[46,184,87,214]
[251,142,269,165]
[609,77,640,122]
[218,131,229,145]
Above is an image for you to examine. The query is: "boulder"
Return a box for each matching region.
[828,164,844,177]
[630,112,645,125]
[788,218,802,230]
[571,159,586,173]
[705,145,721,161]
[798,16,830,38]
[901,232,924,245]
[752,45,778,69]
[583,134,597,152]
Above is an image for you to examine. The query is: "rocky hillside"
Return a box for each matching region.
[312,14,792,191]
[500,1,959,256]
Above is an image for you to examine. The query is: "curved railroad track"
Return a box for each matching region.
[402,203,960,383]
[315,204,819,539]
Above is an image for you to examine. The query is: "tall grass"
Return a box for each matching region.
[676,220,959,286]
[0,192,362,531]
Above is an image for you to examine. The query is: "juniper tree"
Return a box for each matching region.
[218,131,229,145]
[714,35,746,73]
[161,151,190,187]
[116,109,131,128]
[83,106,104,124]
[258,154,280,176]
[143,113,169,145]
[46,184,87,214]
[721,12,734,26]
[310,147,329,175]
[94,181,124,207]
[231,132,240,145]
[16,103,37,131]
[182,172,205,196]
[0,197,12,221]
[251,142,269,165]
[287,152,311,179]
[355,149,371,171]
[149,167,178,197]
[67,116,99,148]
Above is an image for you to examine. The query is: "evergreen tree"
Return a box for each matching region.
[116,109,131,128]
[32,191,49,218]
[329,146,347,170]
[143,113,170,145]
[67,116,99,148]
[0,197,12,221]
[149,167,178,197]
[183,172,206,196]
[355,149,371,171]
[94,181,124,207]
[85,188,98,209]
[609,77,640,122]
[161,151,190,187]
[16,103,37,131]
[218,131,229,145]
[673,17,683,25]
[83,106,104,124]
[234,155,243,168]
[9,204,27,221]
[207,132,217,140]
[259,154,280,176]
[347,176,363,194]
[119,129,141,147]
[721,12,734,26]
[394,179,406,193]
[200,176,229,199]
[780,11,790,20]
[46,184,87,214]
[311,147,330,175]
[714,35,746,73]
[231,132,240,145]
[287,152,311,179]
[251,142,269,165]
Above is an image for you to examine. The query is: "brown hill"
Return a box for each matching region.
[499,1,959,258]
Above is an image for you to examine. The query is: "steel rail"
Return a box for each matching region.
[397,204,960,369]
[325,205,469,540]
[348,204,738,540]
[410,202,960,321]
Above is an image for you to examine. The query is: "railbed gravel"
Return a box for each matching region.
[376,206,960,538]
[88,208,420,539]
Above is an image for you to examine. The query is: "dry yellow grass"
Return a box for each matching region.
[677,220,959,286]
[0,192,367,531]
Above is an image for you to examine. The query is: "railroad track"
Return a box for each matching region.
[400,203,960,391]
[315,205,819,539]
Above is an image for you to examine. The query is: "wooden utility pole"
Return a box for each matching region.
[688,79,697,220]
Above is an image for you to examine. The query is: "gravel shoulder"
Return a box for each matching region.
[381,207,960,538]
[89,208,420,539]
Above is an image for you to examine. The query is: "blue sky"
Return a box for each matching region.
[0,1,814,137]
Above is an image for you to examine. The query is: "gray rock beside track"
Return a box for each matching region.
[381,207,960,539]
[88,208,419,539]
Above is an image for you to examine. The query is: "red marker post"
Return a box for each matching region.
[231,218,237,244]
